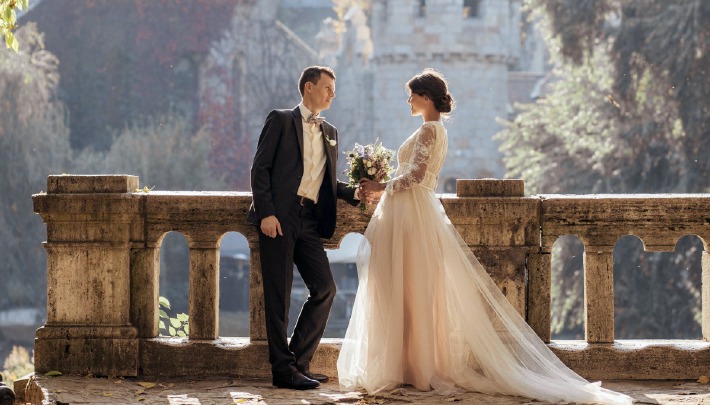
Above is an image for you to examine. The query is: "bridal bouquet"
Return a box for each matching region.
[343,140,395,210]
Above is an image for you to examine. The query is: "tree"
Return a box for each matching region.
[496,1,705,338]
[74,112,227,191]
[0,23,72,310]
[500,2,694,195]
[523,0,710,193]
[25,0,239,151]
[1,0,29,52]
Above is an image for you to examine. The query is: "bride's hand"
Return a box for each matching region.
[359,179,386,204]
[359,178,386,193]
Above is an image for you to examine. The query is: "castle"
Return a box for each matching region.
[316,0,547,192]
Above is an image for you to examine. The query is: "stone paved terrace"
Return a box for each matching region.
[14,375,710,404]
[19,175,710,403]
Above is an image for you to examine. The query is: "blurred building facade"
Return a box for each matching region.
[322,0,549,192]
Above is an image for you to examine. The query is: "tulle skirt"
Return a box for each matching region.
[337,185,632,405]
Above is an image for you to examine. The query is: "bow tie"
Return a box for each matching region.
[306,114,325,124]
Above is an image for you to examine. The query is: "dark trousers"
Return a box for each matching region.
[257,199,336,377]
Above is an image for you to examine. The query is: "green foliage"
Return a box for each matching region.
[522,0,710,192]
[73,112,228,191]
[158,296,189,338]
[613,236,702,339]
[500,2,704,338]
[496,41,683,194]
[1,346,34,390]
[0,23,71,310]
[496,49,617,194]
[1,0,28,52]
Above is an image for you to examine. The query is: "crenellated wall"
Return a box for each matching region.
[32,175,710,380]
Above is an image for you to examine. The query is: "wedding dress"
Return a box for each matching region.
[337,121,633,404]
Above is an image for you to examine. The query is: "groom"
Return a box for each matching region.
[247,66,360,390]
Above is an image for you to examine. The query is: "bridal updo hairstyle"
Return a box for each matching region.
[406,68,455,114]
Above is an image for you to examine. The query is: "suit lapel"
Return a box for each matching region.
[292,107,304,158]
[321,125,337,188]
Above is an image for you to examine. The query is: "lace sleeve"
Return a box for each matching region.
[386,123,437,194]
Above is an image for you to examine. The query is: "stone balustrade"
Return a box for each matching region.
[32,175,710,380]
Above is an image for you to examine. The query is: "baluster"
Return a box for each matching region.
[527,250,551,343]
[583,247,615,343]
[702,250,710,341]
[130,246,160,337]
[188,246,220,340]
[249,241,268,341]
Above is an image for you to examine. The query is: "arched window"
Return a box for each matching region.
[417,0,426,18]
[463,0,480,18]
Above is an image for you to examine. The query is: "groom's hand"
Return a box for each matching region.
[260,215,283,238]
[359,178,386,204]
[363,190,383,204]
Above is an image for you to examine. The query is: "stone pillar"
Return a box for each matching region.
[527,250,551,343]
[32,175,140,376]
[702,250,710,340]
[249,241,267,341]
[583,247,615,343]
[130,247,160,338]
[188,247,220,340]
[452,179,538,318]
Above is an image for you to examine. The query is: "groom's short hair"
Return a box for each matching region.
[299,66,336,96]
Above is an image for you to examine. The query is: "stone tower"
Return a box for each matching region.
[328,0,521,192]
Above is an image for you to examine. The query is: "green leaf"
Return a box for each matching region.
[9,32,17,52]
[45,370,63,377]
[169,318,181,328]
[159,320,165,329]
[184,323,189,334]
[159,309,168,320]
[158,296,171,309]
[5,7,15,25]
[176,313,189,322]
[169,326,176,336]
[21,0,30,11]
[176,330,187,337]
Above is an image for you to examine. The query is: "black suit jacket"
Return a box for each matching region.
[246,106,357,239]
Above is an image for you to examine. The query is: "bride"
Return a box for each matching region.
[336,69,633,405]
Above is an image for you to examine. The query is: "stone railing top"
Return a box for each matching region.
[456,178,524,197]
[539,193,710,199]
[47,174,139,194]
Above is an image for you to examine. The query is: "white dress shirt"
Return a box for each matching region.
[296,103,327,203]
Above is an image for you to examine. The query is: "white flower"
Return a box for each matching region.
[324,134,337,146]
[368,168,376,175]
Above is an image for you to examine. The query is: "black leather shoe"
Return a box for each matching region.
[272,371,320,390]
[301,370,329,383]
[0,375,15,405]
